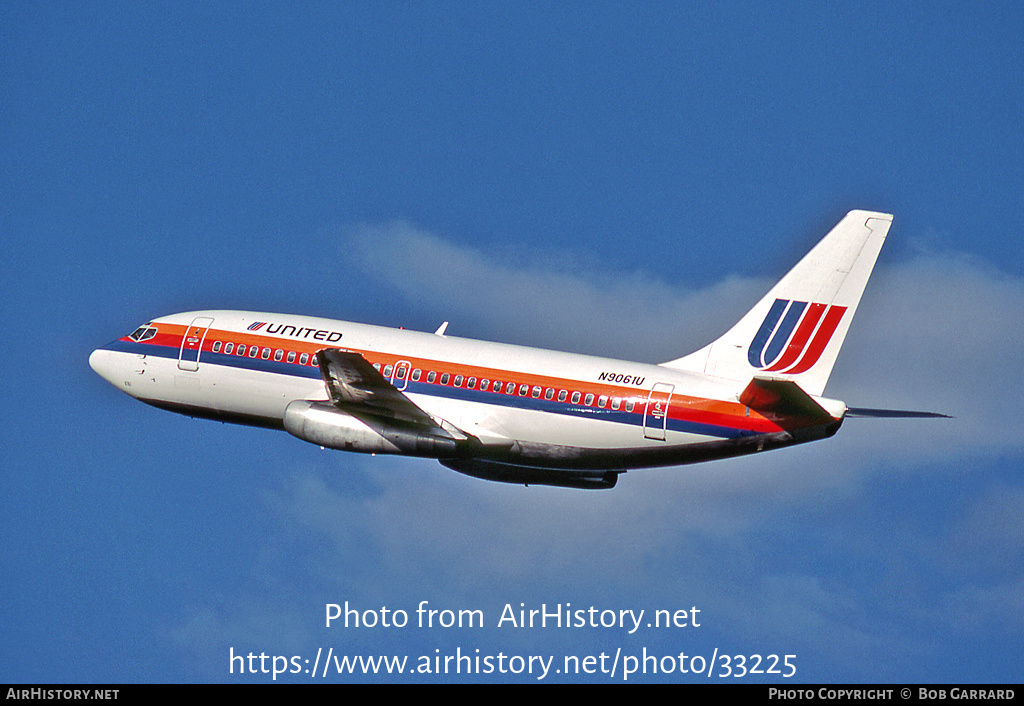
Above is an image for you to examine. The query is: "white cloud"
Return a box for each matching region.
[343,220,1024,462]
[832,253,1024,455]
[342,220,767,361]
[169,222,1024,680]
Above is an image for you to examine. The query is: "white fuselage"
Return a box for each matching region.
[90,309,842,487]
[89,212,903,488]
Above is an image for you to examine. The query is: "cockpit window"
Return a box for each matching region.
[128,325,158,342]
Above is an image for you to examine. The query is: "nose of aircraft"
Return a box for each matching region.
[89,347,121,388]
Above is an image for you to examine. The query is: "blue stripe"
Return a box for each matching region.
[748,298,789,367]
[100,339,322,379]
[398,380,750,439]
[763,300,806,367]
[102,339,176,357]
[103,341,752,439]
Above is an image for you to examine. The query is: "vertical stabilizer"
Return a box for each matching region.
[662,210,892,397]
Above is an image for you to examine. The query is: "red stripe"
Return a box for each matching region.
[783,305,846,374]
[764,303,826,372]
[139,323,786,434]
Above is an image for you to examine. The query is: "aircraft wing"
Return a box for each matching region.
[317,348,459,433]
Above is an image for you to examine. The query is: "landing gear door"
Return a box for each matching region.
[644,383,674,441]
[179,317,214,371]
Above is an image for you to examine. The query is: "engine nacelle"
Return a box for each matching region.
[441,458,620,490]
[283,400,459,457]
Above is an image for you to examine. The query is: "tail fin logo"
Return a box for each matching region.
[747,299,847,374]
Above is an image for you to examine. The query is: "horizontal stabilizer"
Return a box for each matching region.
[846,407,951,419]
[739,377,837,426]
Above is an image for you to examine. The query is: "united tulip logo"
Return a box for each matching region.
[748,299,847,374]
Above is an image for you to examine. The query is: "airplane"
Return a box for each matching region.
[89,210,945,489]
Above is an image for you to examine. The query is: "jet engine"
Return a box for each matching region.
[283,400,459,457]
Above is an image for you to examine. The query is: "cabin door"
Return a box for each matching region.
[178,317,214,371]
[643,383,675,441]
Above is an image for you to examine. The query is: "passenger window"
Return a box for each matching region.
[261,347,271,359]
[396,367,406,379]
[598,395,608,408]
[212,341,222,353]
[274,349,283,362]
[310,354,318,366]
[249,346,259,358]
[467,377,477,389]
[571,392,581,404]
[611,397,621,410]
[626,400,635,412]
[440,373,450,385]
[287,351,296,364]
[299,352,308,365]
[225,342,234,355]
[506,382,516,394]
[532,386,541,398]
[236,344,245,356]
[584,393,595,406]
[383,364,393,377]
[412,369,422,382]
[454,375,463,387]
[427,371,437,383]
[544,388,554,400]
[558,390,567,402]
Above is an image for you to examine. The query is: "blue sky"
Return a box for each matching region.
[3,2,1023,683]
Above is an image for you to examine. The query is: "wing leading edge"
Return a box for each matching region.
[282,348,471,458]
[314,348,622,488]
[316,348,452,430]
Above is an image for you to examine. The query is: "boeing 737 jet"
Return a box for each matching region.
[90,210,942,489]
